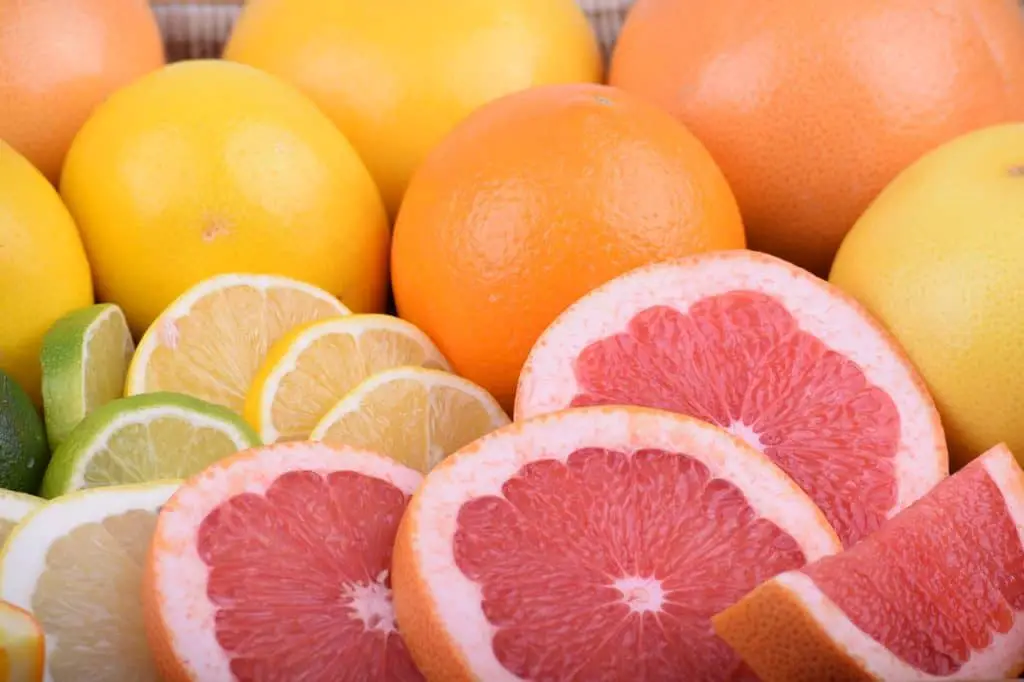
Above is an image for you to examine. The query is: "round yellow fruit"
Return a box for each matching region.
[223,0,603,216]
[0,141,93,405]
[829,122,1024,469]
[60,59,389,337]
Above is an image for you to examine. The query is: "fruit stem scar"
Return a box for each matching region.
[1008,166,1024,176]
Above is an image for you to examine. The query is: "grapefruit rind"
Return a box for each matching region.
[144,441,423,682]
[391,405,842,682]
[712,443,1024,682]
[515,250,947,517]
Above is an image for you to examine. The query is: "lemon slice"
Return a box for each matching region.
[0,490,41,550]
[244,315,450,443]
[0,600,44,682]
[309,365,508,472]
[125,274,351,414]
[0,481,178,682]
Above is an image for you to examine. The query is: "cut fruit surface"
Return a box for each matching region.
[0,600,44,682]
[39,392,260,499]
[515,250,948,547]
[125,273,351,414]
[0,481,179,682]
[0,490,41,550]
[142,441,425,681]
[714,442,1024,682]
[310,366,509,473]
[391,405,842,681]
[244,315,450,443]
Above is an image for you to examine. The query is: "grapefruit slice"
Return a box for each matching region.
[0,600,44,682]
[391,405,842,681]
[713,442,1024,681]
[142,441,425,681]
[515,250,948,547]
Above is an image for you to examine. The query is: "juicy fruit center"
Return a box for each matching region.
[571,291,902,547]
[453,446,807,679]
[344,571,397,633]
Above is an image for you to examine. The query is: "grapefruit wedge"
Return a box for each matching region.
[391,405,842,681]
[714,442,1024,681]
[515,250,948,547]
[142,442,425,681]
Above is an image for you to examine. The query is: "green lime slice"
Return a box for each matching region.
[0,371,49,494]
[39,392,260,498]
[41,304,135,451]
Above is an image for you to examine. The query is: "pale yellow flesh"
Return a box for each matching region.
[84,312,134,412]
[0,602,43,682]
[0,522,17,552]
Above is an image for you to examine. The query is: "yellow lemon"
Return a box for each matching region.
[830,122,1024,469]
[60,59,389,338]
[0,142,93,404]
[224,0,602,216]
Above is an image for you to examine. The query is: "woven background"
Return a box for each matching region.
[152,0,635,62]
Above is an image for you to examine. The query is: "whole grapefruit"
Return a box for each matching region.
[0,0,164,183]
[609,0,1024,275]
[60,60,390,337]
[223,0,603,217]
[829,123,1024,470]
[0,142,93,405]
[391,83,746,411]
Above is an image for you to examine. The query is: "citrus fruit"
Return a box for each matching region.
[392,405,841,680]
[0,141,93,405]
[0,481,179,681]
[142,441,424,681]
[59,59,389,336]
[41,304,135,451]
[310,366,510,473]
[39,393,260,499]
[0,490,41,550]
[0,0,164,183]
[0,600,44,682]
[392,83,745,411]
[829,123,1024,470]
[515,250,948,547]
[714,442,1024,681]
[608,0,1024,275]
[0,372,49,495]
[244,315,450,443]
[223,0,602,216]
[125,273,350,415]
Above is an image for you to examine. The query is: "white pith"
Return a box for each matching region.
[515,251,947,516]
[404,406,843,681]
[150,442,423,682]
[0,490,43,531]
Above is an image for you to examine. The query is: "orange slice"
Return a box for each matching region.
[0,600,43,682]
[391,405,842,680]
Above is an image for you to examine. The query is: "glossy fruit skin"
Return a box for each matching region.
[610,0,1024,275]
[391,83,746,411]
[223,0,603,217]
[0,0,164,183]
[829,123,1024,470]
[0,142,94,405]
[59,60,390,337]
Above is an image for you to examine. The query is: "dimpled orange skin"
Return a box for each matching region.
[609,0,1024,275]
[0,0,164,183]
[391,83,746,412]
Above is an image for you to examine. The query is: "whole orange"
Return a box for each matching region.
[0,0,164,183]
[609,0,1024,275]
[391,83,746,411]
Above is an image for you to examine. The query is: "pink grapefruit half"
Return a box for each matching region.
[142,441,425,682]
[515,250,948,547]
[391,405,843,681]
[715,442,1024,681]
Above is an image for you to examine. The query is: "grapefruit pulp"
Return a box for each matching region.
[714,442,1024,681]
[515,250,948,547]
[142,442,425,681]
[391,405,842,681]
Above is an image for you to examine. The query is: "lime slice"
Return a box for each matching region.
[0,490,42,550]
[0,370,49,494]
[41,304,135,451]
[39,392,260,498]
[0,481,178,681]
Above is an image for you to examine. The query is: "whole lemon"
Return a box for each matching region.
[60,60,389,337]
[223,0,603,216]
[829,123,1024,469]
[0,142,93,404]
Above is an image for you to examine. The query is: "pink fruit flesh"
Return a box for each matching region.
[571,291,901,547]
[453,446,806,681]
[196,470,424,682]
